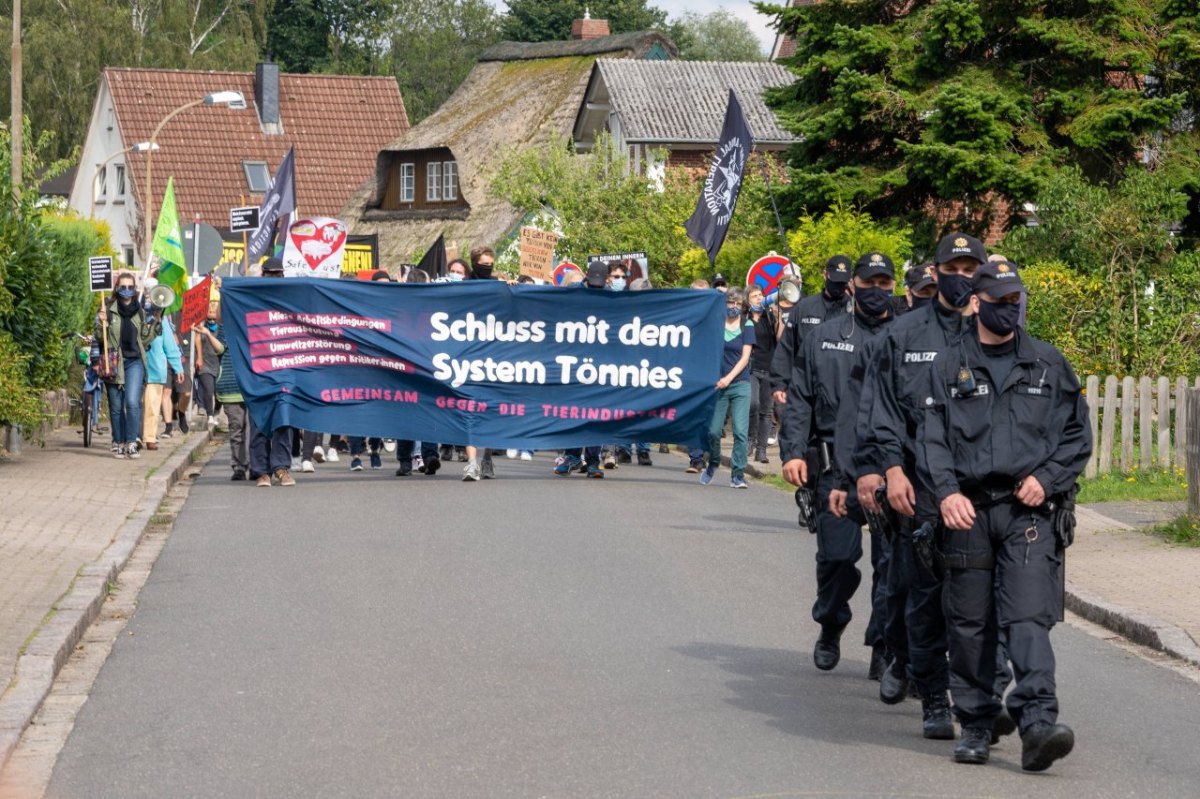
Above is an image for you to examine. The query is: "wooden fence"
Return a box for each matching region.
[1083,376,1200,478]
[1188,389,1200,516]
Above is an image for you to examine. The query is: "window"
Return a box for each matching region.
[95,165,108,201]
[426,162,442,201]
[399,163,414,202]
[243,161,270,193]
[114,164,126,198]
[123,246,135,266]
[443,161,458,201]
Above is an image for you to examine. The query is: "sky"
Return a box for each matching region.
[490,1,780,57]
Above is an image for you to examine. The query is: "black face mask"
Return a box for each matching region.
[824,280,848,302]
[937,271,974,308]
[910,294,934,311]
[472,263,493,280]
[977,299,1021,335]
[854,286,891,317]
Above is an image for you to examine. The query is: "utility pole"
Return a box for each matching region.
[10,0,22,195]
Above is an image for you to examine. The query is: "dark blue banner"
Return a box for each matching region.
[219,279,725,449]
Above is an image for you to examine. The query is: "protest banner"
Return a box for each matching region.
[220,280,724,449]
[89,256,113,292]
[587,251,648,282]
[519,227,560,281]
[281,217,348,279]
[181,275,213,333]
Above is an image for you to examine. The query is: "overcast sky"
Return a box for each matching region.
[490,1,780,56]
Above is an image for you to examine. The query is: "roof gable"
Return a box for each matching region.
[479,31,677,62]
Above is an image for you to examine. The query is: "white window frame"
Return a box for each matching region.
[442,161,458,201]
[426,161,442,202]
[113,163,126,198]
[122,246,135,266]
[95,164,108,202]
[243,161,270,194]
[399,163,414,202]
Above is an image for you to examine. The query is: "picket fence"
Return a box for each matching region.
[1082,376,1200,478]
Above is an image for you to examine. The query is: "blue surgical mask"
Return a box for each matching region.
[750,303,764,313]
[447,273,464,282]
[609,278,626,292]
[116,286,136,300]
[725,306,742,319]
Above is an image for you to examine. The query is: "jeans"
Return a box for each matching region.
[350,436,383,456]
[566,446,601,465]
[397,440,439,462]
[106,357,146,445]
[249,418,293,476]
[747,369,774,453]
[708,380,751,477]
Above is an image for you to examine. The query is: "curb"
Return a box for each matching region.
[0,429,214,772]
[1065,582,1200,667]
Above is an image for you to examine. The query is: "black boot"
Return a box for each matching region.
[991,707,1017,743]
[754,445,768,464]
[921,692,956,740]
[954,727,991,764]
[1021,722,1074,771]
[813,625,843,671]
[867,645,886,681]
[879,658,909,704]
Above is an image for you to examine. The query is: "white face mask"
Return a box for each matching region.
[447,273,465,282]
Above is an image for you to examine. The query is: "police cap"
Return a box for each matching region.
[934,233,987,266]
[854,252,895,280]
[972,259,1025,298]
[825,255,852,283]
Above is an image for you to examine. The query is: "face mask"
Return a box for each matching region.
[116,286,136,300]
[206,320,218,328]
[609,278,626,292]
[854,286,891,317]
[977,299,1021,335]
[473,263,493,280]
[937,271,974,308]
[750,303,764,313]
[911,294,933,311]
[725,306,742,319]
[447,273,464,282]
[825,280,848,301]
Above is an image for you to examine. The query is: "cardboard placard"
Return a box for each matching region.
[282,217,348,279]
[519,227,560,281]
[181,275,213,333]
[89,256,113,292]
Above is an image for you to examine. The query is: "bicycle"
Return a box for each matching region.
[71,334,104,448]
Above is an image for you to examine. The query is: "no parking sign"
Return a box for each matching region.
[746,252,798,296]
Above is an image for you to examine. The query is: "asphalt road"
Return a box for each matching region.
[47,448,1200,798]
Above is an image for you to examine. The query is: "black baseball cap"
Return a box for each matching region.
[972,259,1025,298]
[261,256,285,275]
[824,255,852,282]
[712,273,729,287]
[854,252,895,280]
[934,233,987,265]
[585,260,608,288]
[905,262,936,291]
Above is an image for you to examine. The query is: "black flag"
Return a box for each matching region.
[418,233,447,278]
[247,147,297,265]
[685,90,754,266]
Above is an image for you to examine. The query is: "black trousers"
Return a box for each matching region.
[397,440,439,462]
[942,501,1062,732]
[566,445,601,465]
[812,470,868,633]
[884,527,949,696]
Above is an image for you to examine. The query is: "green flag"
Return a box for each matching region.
[152,177,186,312]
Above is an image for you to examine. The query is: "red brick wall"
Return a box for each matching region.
[571,18,610,40]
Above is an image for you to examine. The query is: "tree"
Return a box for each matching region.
[383,0,503,124]
[673,9,764,63]
[759,0,1199,247]
[500,0,669,43]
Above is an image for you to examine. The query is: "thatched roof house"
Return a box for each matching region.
[342,23,675,263]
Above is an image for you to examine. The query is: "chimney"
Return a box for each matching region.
[255,60,283,135]
[571,10,610,40]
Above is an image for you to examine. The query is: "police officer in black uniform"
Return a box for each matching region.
[769,255,852,404]
[916,260,1091,770]
[892,262,938,317]
[851,234,986,738]
[780,252,897,672]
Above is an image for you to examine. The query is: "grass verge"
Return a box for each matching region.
[1148,515,1200,547]
[1076,468,1187,504]
[755,473,794,494]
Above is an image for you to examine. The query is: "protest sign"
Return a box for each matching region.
[519,227,559,281]
[181,275,213,333]
[89,256,113,292]
[281,217,348,279]
[229,206,260,233]
[587,252,648,282]
[220,280,724,449]
[553,260,582,286]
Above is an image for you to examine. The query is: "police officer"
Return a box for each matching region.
[770,255,852,404]
[892,262,938,317]
[916,260,1091,770]
[851,233,986,738]
[780,252,897,672]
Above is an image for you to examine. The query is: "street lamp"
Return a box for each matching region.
[90,141,157,218]
[141,90,246,274]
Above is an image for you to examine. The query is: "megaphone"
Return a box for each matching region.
[764,279,801,307]
[148,285,176,310]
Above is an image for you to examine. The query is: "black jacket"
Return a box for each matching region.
[916,329,1092,503]
[769,291,849,393]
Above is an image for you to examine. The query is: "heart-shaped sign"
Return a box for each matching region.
[287,218,348,271]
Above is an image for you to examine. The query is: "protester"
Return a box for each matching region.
[247,257,295,486]
[97,271,160,459]
[142,306,184,452]
[193,301,224,429]
[214,319,249,481]
[701,287,755,488]
[461,246,501,480]
[747,285,779,464]
[446,258,469,281]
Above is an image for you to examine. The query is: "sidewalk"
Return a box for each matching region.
[0,421,213,771]
[736,452,1200,666]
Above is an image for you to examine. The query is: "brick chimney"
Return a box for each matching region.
[571,10,610,40]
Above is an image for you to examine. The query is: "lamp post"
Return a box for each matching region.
[90,141,157,218]
[141,90,245,274]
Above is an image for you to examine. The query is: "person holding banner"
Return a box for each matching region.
[247,258,296,487]
[747,286,779,465]
[97,271,161,459]
[700,288,755,490]
[461,246,502,481]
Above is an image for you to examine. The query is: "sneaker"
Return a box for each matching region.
[177,414,189,434]
[463,461,481,481]
[383,439,397,453]
[767,435,778,446]
[113,444,126,459]
[616,450,632,464]
[291,457,302,471]
[231,468,247,481]
[127,442,141,459]
[370,453,382,470]
[730,475,748,489]
[658,443,670,454]
[686,460,704,474]
[312,446,326,464]
[350,457,364,472]
[208,415,218,428]
[275,468,296,487]
[161,425,173,439]
[555,455,581,475]
[506,448,518,459]
[636,450,652,466]
[603,454,618,470]
[586,463,605,478]
[301,459,315,473]
[576,458,589,473]
[326,448,340,463]
[519,450,533,461]
[413,455,424,472]
[256,473,271,487]
[481,454,495,479]
[424,456,441,476]
[699,464,716,485]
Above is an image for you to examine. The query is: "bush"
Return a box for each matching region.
[0,333,45,432]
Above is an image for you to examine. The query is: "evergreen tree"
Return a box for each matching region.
[500,0,670,43]
[760,0,1199,244]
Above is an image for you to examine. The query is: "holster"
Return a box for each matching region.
[863,484,900,541]
[1045,482,1080,550]
[911,521,947,578]
[795,485,818,534]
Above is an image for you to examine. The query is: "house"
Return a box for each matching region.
[67,64,408,268]
[770,0,816,61]
[571,59,798,175]
[343,17,675,263]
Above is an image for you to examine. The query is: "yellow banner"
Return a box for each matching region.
[221,241,377,274]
